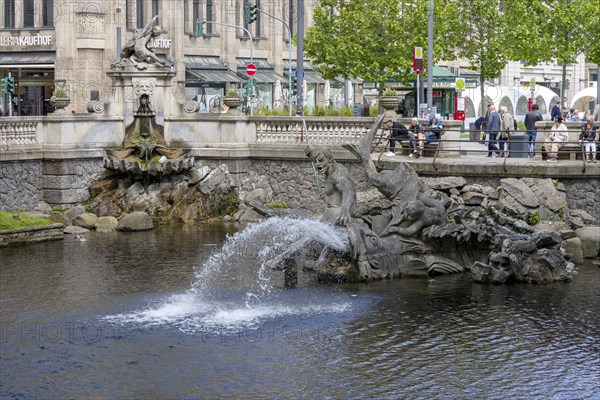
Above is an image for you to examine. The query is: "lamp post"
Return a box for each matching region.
[296,0,304,116]
[426,0,433,111]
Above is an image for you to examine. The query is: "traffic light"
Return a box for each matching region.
[291,75,297,96]
[6,76,15,95]
[0,77,7,94]
[195,19,204,37]
[245,2,257,24]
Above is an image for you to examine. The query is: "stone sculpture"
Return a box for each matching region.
[269,114,576,285]
[103,79,192,178]
[112,16,173,69]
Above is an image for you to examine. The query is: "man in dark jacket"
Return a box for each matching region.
[551,101,561,122]
[524,103,544,157]
[486,105,501,157]
[382,118,410,156]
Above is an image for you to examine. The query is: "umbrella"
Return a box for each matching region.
[346,80,354,107]
[323,80,331,107]
[273,80,282,109]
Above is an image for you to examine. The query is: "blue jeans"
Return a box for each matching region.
[526,131,537,156]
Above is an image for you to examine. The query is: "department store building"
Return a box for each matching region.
[0,0,344,116]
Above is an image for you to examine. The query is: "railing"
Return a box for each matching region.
[255,117,375,145]
[0,120,37,147]
[370,127,598,174]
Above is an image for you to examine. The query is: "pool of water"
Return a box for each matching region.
[1,223,599,399]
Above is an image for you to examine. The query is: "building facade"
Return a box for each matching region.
[0,0,596,117]
[0,0,347,116]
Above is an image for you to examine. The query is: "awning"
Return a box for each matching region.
[0,51,55,68]
[186,68,242,83]
[283,70,326,84]
[238,68,286,83]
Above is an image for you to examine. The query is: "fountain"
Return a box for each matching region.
[266,115,577,286]
[104,16,193,179]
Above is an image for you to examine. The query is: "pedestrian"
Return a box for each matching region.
[524,103,543,158]
[579,116,597,163]
[382,118,410,157]
[475,115,485,144]
[551,101,561,122]
[486,105,501,157]
[498,106,514,157]
[544,117,568,163]
[568,108,579,121]
[480,103,492,140]
[408,117,424,158]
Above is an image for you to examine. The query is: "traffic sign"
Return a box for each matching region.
[413,47,423,73]
[455,78,465,90]
[246,63,257,76]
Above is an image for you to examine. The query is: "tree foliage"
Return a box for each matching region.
[304,0,462,92]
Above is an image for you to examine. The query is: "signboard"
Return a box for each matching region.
[413,47,423,73]
[246,63,257,76]
[455,78,465,90]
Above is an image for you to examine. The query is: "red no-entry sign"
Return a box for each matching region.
[246,63,257,76]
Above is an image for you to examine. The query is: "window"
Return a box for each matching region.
[205,0,214,35]
[42,0,54,27]
[136,0,145,28]
[4,0,15,28]
[152,0,159,23]
[192,0,199,32]
[287,0,295,39]
[24,0,35,28]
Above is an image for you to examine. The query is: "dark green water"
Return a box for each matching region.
[1,223,598,399]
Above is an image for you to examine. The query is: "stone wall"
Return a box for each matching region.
[0,160,43,211]
[41,159,108,206]
[0,156,597,223]
[194,158,368,214]
[1,158,108,211]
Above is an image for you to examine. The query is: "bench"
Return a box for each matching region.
[373,131,440,158]
[540,130,585,161]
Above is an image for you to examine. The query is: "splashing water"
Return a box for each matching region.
[104,217,353,333]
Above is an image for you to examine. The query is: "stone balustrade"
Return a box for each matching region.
[0,119,39,149]
[254,116,375,145]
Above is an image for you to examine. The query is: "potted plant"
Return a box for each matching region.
[223,90,242,112]
[50,88,70,110]
[379,89,400,111]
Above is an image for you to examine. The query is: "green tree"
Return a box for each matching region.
[450,0,516,116]
[304,0,462,95]
[505,0,598,108]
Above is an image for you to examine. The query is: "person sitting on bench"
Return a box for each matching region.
[425,115,443,143]
[382,118,411,157]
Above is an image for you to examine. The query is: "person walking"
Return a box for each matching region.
[499,106,514,157]
[486,106,501,157]
[544,117,568,163]
[524,103,543,158]
[579,116,597,163]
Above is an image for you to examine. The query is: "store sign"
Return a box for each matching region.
[0,34,53,47]
[151,37,172,49]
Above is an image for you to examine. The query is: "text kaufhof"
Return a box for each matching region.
[0,35,53,47]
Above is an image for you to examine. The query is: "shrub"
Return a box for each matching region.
[528,210,540,225]
[383,90,396,96]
